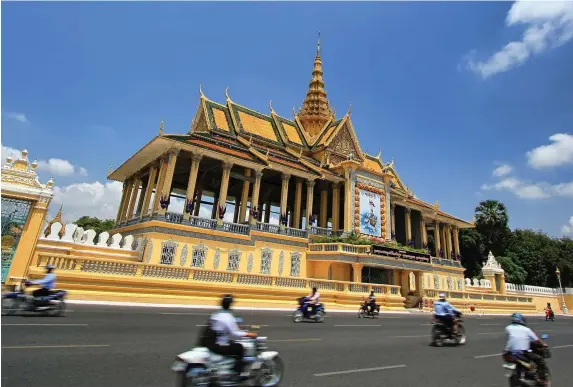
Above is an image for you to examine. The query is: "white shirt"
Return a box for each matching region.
[210,311,247,346]
[505,324,539,352]
[308,292,320,303]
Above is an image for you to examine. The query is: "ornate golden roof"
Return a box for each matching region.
[297,33,334,137]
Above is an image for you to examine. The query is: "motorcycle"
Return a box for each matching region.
[358,302,380,318]
[1,279,67,317]
[503,333,552,387]
[430,311,466,347]
[292,296,325,323]
[172,320,284,387]
[544,309,555,322]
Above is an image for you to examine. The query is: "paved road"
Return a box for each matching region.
[2,304,572,387]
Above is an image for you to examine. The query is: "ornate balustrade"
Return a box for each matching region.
[222,221,250,235]
[308,243,371,254]
[255,222,280,234]
[430,257,463,268]
[505,283,561,295]
[33,253,402,296]
[423,289,532,304]
[285,227,308,238]
[309,226,343,237]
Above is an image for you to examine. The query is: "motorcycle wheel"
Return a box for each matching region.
[542,365,552,387]
[47,301,66,317]
[1,298,21,316]
[455,325,467,345]
[431,326,443,347]
[255,355,285,387]
[292,311,303,323]
[314,311,325,323]
[358,308,365,318]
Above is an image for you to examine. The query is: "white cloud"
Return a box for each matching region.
[467,1,573,78]
[51,181,123,222]
[526,133,573,169]
[1,143,88,177]
[482,176,573,200]
[493,163,513,177]
[561,216,573,235]
[3,112,30,124]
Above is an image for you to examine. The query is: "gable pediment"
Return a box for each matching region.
[324,119,364,164]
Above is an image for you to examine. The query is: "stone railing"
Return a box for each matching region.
[309,226,343,237]
[284,227,308,239]
[505,283,561,295]
[423,289,532,304]
[430,257,463,268]
[308,243,371,255]
[222,221,250,235]
[33,253,403,296]
[464,278,493,289]
[255,222,280,234]
[41,221,144,252]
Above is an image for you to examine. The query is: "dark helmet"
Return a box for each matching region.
[312,287,317,293]
[511,312,526,325]
[370,290,375,295]
[46,264,55,273]
[221,294,234,310]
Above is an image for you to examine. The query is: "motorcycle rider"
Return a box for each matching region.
[434,292,461,335]
[503,313,548,386]
[26,264,56,301]
[544,303,554,319]
[363,291,378,313]
[208,295,257,381]
[305,287,320,315]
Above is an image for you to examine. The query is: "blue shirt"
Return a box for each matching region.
[505,324,539,352]
[31,273,56,289]
[434,300,459,316]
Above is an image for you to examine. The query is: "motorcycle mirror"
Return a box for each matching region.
[541,334,549,339]
[235,317,243,324]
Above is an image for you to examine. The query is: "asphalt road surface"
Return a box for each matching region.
[2,304,572,387]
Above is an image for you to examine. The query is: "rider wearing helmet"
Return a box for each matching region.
[434,292,461,334]
[364,291,378,312]
[209,295,257,380]
[27,264,56,300]
[504,313,547,385]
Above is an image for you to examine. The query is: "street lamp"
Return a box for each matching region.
[555,267,568,314]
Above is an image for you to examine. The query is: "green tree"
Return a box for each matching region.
[459,228,485,279]
[474,200,510,256]
[495,255,527,284]
[75,216,115,239]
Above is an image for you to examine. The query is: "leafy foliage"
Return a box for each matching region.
[74,216,115,239]
[459,200,573,287]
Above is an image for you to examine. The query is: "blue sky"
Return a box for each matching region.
[2,1,572,236]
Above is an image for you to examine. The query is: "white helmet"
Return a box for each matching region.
[438,292,446,299]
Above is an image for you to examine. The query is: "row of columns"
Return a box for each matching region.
[390,203,460,259]
[115,149,346,230]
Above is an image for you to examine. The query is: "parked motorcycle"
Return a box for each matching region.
[358,303,379,318]
[544,309,555,322]
[503,333,552,387]
[292,296,325,323]
[430,312,466,347]
[172,322,284,387]
[1,280,67,317]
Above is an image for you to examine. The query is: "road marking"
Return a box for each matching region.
[388,335,427,338]
[334,325,381,327]
[195,324,269,327]
[1,323,88,327]
[553,344,573,349]
[478,329,557,335]
[2,344,109,349]
[162,312,210,316]
[314,364,406,377]
[474,353,502,359]
[480,323,502,326]
[267,338,322,343]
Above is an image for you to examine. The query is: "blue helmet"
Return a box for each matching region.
[511,312,526,325]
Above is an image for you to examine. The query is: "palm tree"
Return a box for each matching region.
[475,200,508,227]
[474,200,509,256]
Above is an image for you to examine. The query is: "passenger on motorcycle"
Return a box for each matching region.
[434,292,460,335]
[208,295,257,381]
[363,291,378,312]
[305,287,320,315]
[503,313,548,386]
[26,264,56,300]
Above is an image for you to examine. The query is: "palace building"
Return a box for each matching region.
[108,38,475,297]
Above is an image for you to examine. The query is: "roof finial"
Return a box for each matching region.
[225,87,230,101]
[346,104,352,116]
[376,148,382,160]
[317,31,321,57]
[269,100,275,114]
[159,120,164,136]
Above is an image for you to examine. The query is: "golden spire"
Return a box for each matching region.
[54,205,63,223]
[44,205,64,238]
[297,32,333,136]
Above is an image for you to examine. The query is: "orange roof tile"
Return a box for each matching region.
[238,111,279,142]
[187,138,256,161]
[362,158,383,174]
[316,122,338,147]
[282,122,303,145]
[212,108,231,132]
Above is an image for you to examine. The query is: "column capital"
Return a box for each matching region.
[331,182,341,190]
[222,161,234,170]
[254,169,264,178]
[168,148,181,157]
[434,219,440,227]
[404,206,411,214]
[306,179,316,188]
[191,153,203,162]
[281,173,291,181]
[390,202,396,211]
